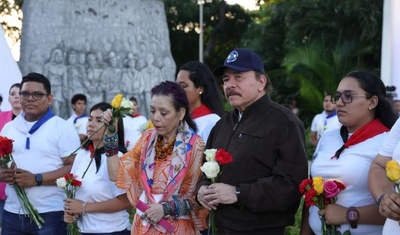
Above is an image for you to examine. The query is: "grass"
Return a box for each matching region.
[285,197,304,235]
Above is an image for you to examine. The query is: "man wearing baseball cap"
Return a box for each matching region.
[196,48,308,234]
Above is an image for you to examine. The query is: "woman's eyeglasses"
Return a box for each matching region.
[331,91,368,104]
[19,92,48,100]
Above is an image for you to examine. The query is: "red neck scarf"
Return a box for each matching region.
[191,104,213,119]
[331,119,389,159]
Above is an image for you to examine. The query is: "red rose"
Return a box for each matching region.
[299,178,313,194]
[334,180,346,190]
[71,179,82,187]
[0,136,13,158]
[304,188,317,207]
[65,173,75,181]
[215,149,233,165]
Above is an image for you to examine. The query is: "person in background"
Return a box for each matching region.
[369,120,400,235]
[122,96,148,151]
[176,61,225,143]
[196,48,308,235]
[67,94,89,142]
[104,81,208,234]
[310,93,341,147]
[0,72,80,234]
[0,83,21,224]
[291,98,300,116]
[63,102,131,235]
[391,99,400,116]
[301,71,397,235]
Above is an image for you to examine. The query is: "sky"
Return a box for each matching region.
[226,0,259,10]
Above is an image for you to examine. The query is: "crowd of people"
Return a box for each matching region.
[0,48,400,235]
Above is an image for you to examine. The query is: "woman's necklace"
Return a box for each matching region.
[155,135,176,161]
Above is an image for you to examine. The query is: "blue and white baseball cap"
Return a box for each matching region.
[213,48,265,76]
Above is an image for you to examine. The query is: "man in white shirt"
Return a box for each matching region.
[122,96,148,150]
[0,72,80,234]
[310,94,341,147]
[66,94,88,142]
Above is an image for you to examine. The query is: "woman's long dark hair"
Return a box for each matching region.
[346,71,397,129]
[82,102,127,173]
[151,81,197,132]
[179,61,225,116]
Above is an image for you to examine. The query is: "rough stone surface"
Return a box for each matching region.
[19,0,176,118]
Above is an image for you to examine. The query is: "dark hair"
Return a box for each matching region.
[21,73,51,94]
[179,61,225,116]
[151,81,197,132]
[71,93,87,105]
[129,96,138,104]
[0,95,2,103]
[9,83,21,94]
[84,102,127,154]
[255,71,273,93]
[346,71,397,129]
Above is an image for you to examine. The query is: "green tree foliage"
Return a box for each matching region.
[162,0,251,73]
[0,0,23,45]
[243,0,383,127]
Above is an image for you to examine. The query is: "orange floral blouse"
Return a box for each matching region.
[116,126,208,235]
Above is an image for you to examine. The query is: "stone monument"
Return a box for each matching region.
[19,0,176,118]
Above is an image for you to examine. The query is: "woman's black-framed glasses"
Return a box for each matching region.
[331,91,368,104]
[19,92,48,100]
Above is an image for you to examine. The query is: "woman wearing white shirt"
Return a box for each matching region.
[176,61,224,143]
[301,71,397,235]
[63,102,132,235]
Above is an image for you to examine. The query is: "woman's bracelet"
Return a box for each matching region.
[104,132,118,143]
[161,198,193,218]
[376,193,386,208]
[81,201,87,214]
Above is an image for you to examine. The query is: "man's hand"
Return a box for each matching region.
[197,183,238,210]
[13,168,36,187]
[0,168,15,185]
[197,185,216,210]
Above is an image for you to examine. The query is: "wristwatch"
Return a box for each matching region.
[346,207,359,229]
[235,186,240,196]
[35,174,43,186]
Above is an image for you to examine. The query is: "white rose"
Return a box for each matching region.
[56,177,67,188]
[204,149,217,162]
[120,98,134,109]
[200,161,220,179]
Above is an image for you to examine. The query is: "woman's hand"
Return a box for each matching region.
[379,192,400,221]
[63,211,78,223]
[101,109,118,135]
[63,198,83,223]
[318,203,347,225]
[64,198,85,215]
[144,204,164,223]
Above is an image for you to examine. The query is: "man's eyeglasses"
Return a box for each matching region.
[19,92,48,100]
[331,91,369,104]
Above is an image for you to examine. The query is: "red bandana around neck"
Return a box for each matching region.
[331,119,389,159]
[191,104,213,119]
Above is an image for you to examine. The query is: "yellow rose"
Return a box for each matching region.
[386,160,400,182]
[312,176,324,195]
[146,120,154,129]
[111,94,123,109]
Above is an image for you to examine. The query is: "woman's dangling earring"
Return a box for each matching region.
[177,121,184,133]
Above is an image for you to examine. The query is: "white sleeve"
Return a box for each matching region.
[379,117,400,157]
